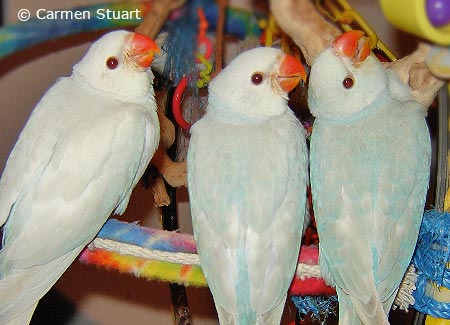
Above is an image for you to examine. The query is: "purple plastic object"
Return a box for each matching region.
[426,0,450,27]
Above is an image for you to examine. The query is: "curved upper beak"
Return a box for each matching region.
[129,33,160,68]
[276,54,307,93]
[332,30,370,64]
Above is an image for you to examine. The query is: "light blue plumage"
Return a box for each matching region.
[187,47,308,324]
[309,31,431,324]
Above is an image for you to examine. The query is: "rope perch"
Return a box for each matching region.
[80,218,417,308]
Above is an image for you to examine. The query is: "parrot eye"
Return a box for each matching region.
[342,77,354,89]
[106,57,119,69]
[251,73,263,85]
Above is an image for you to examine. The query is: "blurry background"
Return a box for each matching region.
[0,0,430,324]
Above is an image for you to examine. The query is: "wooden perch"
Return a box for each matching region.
[385,43,445,108]
[152,111,187,189]
[136,0,186,38]
[212,0,228,76]
[158,110,175,149]
[149,103,188,207]
[151,176,170,207]
[269,0,444,107]
[151,146,188,187]
[269,0,340,66]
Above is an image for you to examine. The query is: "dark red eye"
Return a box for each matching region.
[343,77,354,89]
[251,73,263,85]
[106,57,118,69]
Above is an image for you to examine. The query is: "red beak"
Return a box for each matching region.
[276,54,307,93]
[129,33,160,68]
[332,30,370,63]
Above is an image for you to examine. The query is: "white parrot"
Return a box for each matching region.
[309,30,431,324]
[187,47,308,324]
[0,30,160,324]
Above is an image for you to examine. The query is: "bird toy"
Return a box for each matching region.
[171,6,213,132]
[380,0,450,46]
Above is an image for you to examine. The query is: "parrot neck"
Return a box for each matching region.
[319,91,394,125]
[72,71,155,105]
[207,94,271,125]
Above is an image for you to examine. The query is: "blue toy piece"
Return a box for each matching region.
[413,210,450,319]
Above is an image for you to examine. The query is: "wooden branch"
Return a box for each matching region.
[135,0,186,38]
[385,43,445,108]
[269,0,444,107]
[151,176,171,207]
[158,110,175,149]
[151,146,188,188]
[148,104,188,206]
[153,110,188,189]
[269,0,340,65]
[213,0,228,75]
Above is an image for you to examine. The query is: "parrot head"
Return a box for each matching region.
[208,47,306,119]
[73,30,160,99]
[308,30,389,121]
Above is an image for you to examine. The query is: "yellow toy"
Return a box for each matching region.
[380,0,450,45]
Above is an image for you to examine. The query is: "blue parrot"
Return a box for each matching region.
[308,30,431,324]
[187,47,308,324]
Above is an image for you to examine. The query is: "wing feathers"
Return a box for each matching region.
[188,110,307,318]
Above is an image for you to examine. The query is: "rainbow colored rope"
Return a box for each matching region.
[80,219,335,295]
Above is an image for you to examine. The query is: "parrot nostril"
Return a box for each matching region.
[106,57,119,69]
[343,77,354,89]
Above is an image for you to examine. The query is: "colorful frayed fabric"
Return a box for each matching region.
[80,219,334,295]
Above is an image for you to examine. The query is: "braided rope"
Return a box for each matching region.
[296,262,322,279]
[84,219,417,311]
[89,235,416,311]
[89,236,325,279]
[90,237,325,278]
[393,265,417,311]
[90,238,201,266]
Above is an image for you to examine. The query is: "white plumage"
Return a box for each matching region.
[0,30,160,324]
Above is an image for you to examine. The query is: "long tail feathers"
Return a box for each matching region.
[256,294,286,325]
[4,303,37,325]
[216,304,235,325]
[215,295,286,325]
[0,247,83,324]
[337,288,389,325]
